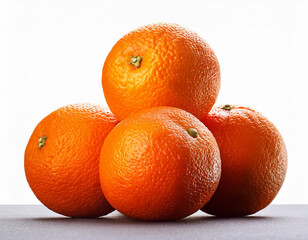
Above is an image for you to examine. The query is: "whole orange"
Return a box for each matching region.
[102,23,220,121]
[24,103,119,218]
[99,107,221,221]
[201,105,288,217]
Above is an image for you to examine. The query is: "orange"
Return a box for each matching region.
[201,104,288,217]
[102,23,220,121]
[99,107,221,221]
[24,103,119,218]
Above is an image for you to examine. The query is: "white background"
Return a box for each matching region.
[1,0,307,204]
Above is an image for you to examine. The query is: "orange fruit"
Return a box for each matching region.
[99,107,221,221]
[102,23,220,121]
[24,103,119,218]
[201,104,288,217]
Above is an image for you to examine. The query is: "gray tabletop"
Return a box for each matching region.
[0,205,307,240]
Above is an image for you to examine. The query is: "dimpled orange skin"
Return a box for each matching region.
[201,105,288,217]
[99,107,221,221]
[25,103,119,218]
[102,23,220,121]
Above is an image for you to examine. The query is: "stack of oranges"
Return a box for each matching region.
[25,23,287,220]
